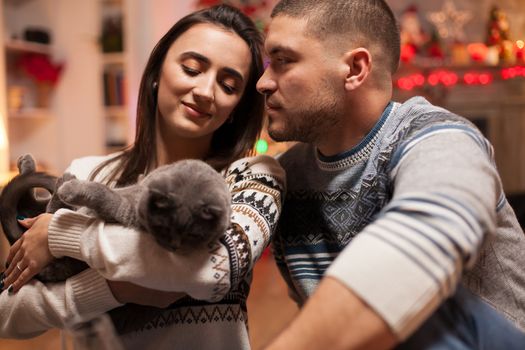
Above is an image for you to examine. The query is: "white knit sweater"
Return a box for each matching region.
[0,154,285,350]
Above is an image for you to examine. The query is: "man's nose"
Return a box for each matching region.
[256,69,277,95]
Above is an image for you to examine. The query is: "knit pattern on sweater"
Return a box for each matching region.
[273,96,525,334]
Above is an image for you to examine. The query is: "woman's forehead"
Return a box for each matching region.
[168,23,252,76]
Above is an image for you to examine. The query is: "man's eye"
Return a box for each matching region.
[276,57,290,65]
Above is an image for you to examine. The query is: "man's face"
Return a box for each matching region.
[256,16,344,144]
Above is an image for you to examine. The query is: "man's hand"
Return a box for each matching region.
[107,280,186,308]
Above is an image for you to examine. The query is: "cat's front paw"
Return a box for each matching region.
[57,179,84,205]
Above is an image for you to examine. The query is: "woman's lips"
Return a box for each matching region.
[182,102,212,118]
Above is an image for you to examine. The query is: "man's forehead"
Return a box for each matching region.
[265,16,312,53]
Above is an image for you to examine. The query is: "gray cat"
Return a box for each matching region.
[0,154,232,334]
[57,158,232,252]
[1,154,232,257]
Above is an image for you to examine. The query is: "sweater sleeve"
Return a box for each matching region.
[325,129,499,339]
[0,269,121,339]
[48,155,285,302]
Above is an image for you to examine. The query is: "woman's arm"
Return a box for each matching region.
[4,155,285,302]
[0,269,121,339]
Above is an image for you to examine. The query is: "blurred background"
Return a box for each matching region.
[0,0,524,348]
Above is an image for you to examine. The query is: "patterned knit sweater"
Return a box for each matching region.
[273,96,525,340]
[0,154,285,350]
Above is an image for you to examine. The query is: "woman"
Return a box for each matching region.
[0,4,284,349]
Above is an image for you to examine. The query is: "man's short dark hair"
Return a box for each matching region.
[272,0,400,74]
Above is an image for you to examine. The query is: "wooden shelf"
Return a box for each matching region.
[8,108,53,119]
[102,52,125,65]
[102,0,123,5]
[104,105,127,116]
[4,39,52,55]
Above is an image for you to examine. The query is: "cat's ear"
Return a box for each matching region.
[200,205,223,221]
[149,189,176,210]
[17,154,36,174]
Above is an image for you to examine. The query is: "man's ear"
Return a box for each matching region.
[343,48,372,91]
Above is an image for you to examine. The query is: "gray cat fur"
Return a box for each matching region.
[58,159,232,252]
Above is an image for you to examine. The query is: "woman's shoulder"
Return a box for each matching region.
[224,154,286,188]
[67,152,123,180]
[227,154,284,176]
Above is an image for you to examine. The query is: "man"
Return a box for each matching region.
[257,0,525,348]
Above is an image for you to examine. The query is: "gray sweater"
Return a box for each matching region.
[274,96,525,339]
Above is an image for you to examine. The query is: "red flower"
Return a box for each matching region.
[17,53,64,85]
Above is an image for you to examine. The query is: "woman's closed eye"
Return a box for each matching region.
[221,79,237,94]
[182,64,201,76]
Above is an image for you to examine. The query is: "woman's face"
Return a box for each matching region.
[156,23,252,140]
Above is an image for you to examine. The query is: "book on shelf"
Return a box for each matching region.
[103,68,126,106]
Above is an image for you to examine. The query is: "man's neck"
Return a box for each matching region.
[316,91,391,157]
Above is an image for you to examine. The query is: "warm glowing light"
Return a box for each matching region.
[0,114,7,150]
[517,40,525,50]
[255,139,268,154]
[467,43,488,62]
[463,71,493,85]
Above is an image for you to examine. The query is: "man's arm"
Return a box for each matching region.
[265,277,396,350]
[269,130,500,348]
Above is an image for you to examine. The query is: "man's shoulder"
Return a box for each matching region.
[393,97,481,141]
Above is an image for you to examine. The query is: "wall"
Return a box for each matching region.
[4,0,103,173]
[3,0,525,173]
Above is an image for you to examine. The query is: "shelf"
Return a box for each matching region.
[104,105,127,116]
[103,52,125,65]
[4,39,52,55]
[102,0,123,5]
[8,108,53,119]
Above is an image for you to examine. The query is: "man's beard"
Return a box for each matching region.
[268,99,341,144]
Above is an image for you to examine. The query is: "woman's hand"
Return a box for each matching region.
[107,280,186,308]
[2,213,54,293]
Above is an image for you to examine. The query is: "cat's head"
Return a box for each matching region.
[137,160,232,251]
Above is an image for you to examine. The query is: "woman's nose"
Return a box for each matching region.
[193,75,215,102]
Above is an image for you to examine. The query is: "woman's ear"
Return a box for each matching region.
[343,48,372,91]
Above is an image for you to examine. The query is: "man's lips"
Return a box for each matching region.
[265,100,282,110]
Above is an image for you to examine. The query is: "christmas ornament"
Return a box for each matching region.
[427,0,472,43]
[425,28,445,59]
[486,6,510,47]
[400,5,428,50]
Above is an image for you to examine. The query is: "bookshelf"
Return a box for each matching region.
[100,0,129,152]
[4,39,55,118]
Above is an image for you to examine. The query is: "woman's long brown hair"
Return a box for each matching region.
[91,4,265,186]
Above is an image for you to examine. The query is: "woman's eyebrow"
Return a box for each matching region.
[180,51,210,64]
[222,67,244,82]
[180,51,244,82]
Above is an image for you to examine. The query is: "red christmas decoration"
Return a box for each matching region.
[17,53,64,86]
[467,43,489,62]
[400,44,417,63]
